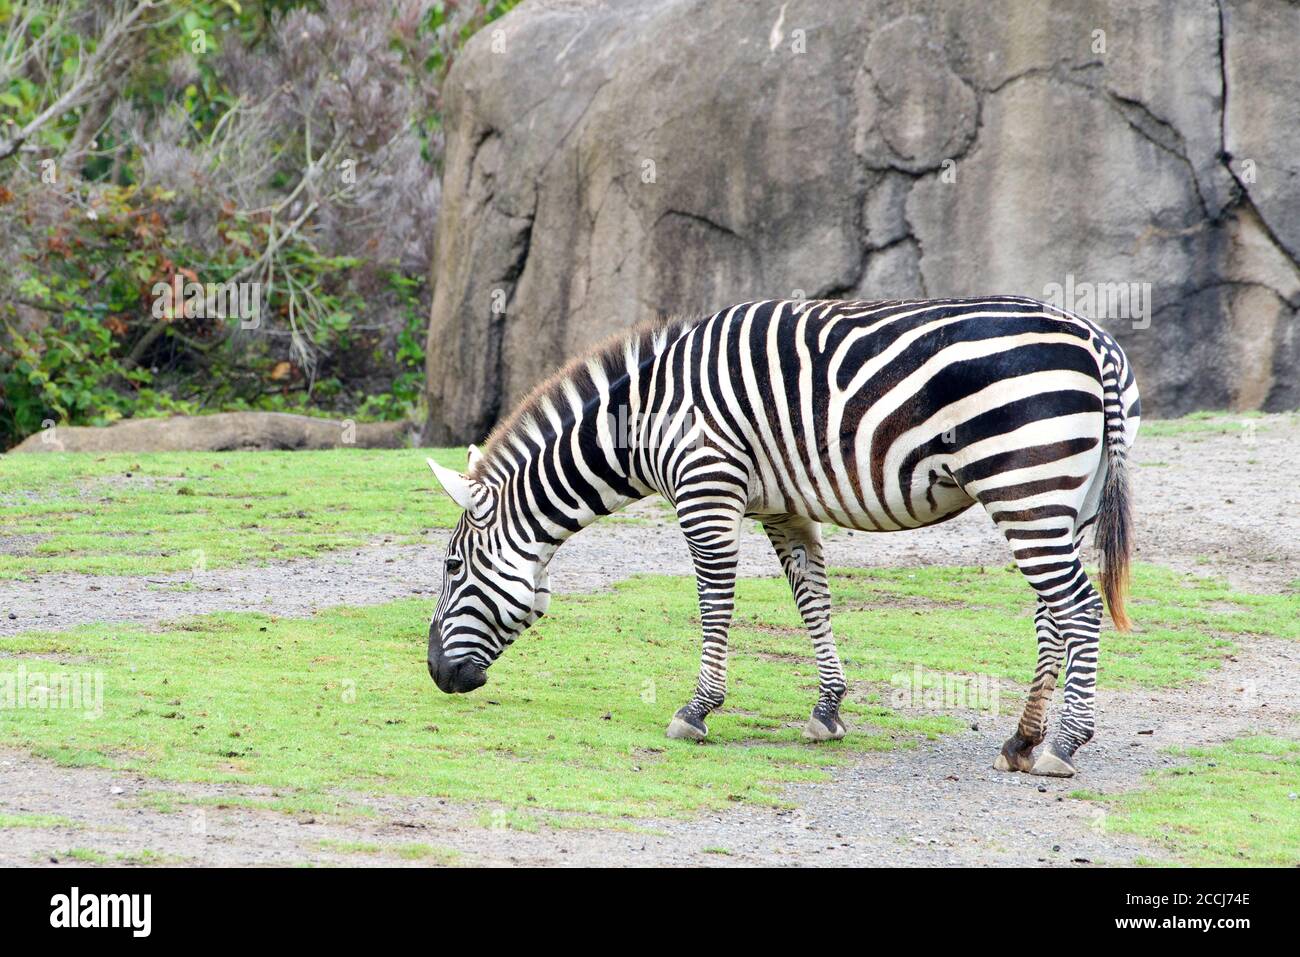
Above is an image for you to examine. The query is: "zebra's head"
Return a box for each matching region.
[424,448,551,694]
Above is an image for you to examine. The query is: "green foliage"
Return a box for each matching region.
[2,184,200,441]
[0,1,516,449]
[356,272,427,420]
[0,173,426,447]
[421,0,522,75]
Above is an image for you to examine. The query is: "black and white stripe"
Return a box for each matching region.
[426,296,1140,776]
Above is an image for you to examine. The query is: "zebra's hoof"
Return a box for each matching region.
[801,711,846,742]
[666,711,708,741]
[994,734,1037,773]
[1030,747,1077,778]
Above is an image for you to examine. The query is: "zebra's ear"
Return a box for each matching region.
[427,458,474,511]
[467,444,484,472]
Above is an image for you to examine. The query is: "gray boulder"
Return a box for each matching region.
[423,0,1299,443]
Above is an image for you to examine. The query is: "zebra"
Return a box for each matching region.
[425,297,1140,777]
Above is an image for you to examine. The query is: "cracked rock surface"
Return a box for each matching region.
[422,0,1299,444]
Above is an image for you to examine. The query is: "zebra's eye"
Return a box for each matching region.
[445,557,464,575]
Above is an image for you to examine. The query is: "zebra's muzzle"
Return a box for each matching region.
[427,627,488,694]
[428,656,488,694]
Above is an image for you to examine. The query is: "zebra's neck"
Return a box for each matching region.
[473,320,698,557]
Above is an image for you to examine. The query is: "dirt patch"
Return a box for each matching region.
[0,535,46,558]
[835,594,971,612]
[94,473,189,493]
[753,649,815,663]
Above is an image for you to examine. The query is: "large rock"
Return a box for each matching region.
[423,0,1300,443]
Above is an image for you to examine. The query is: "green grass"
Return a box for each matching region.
[1137,409,1270,439]
[116,849,178,866]
[56,847,108,863]
[314,838,457,863]
[1073,737,1300,866]
[317,839,384,854]
[0,564,1292,823]
[38,846,178,865]
[394,842,459,863]
[0,449,467,578]
[0,812,78,828]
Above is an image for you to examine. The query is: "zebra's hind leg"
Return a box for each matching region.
[665,485,746,742]
[1030,585,1102,777]
[994,599,1064,772]
[761,514,847,741]
[991,524,1102,778]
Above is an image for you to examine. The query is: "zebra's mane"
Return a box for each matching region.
[469,312,705,480]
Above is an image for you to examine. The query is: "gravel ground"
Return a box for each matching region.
[0,415,1297,866]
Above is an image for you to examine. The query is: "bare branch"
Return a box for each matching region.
[0,0,164,163]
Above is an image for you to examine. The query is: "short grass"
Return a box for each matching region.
[394,842,459,863]
[55,847,107,863]
[318,839,384,854]
[40,847,177,865]
[317,839,459,864]
[1138,409,1275,439]
[1073,737,1300,866]
[0,449,467,578]
[0,564,1291,822]
[0,812,78,828]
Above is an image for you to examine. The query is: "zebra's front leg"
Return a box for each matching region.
[665,495,743,742]
[762,515,847,742]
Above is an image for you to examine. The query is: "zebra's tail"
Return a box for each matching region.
[1094,355,1133,632]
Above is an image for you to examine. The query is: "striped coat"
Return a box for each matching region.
[427,297,1140,777]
